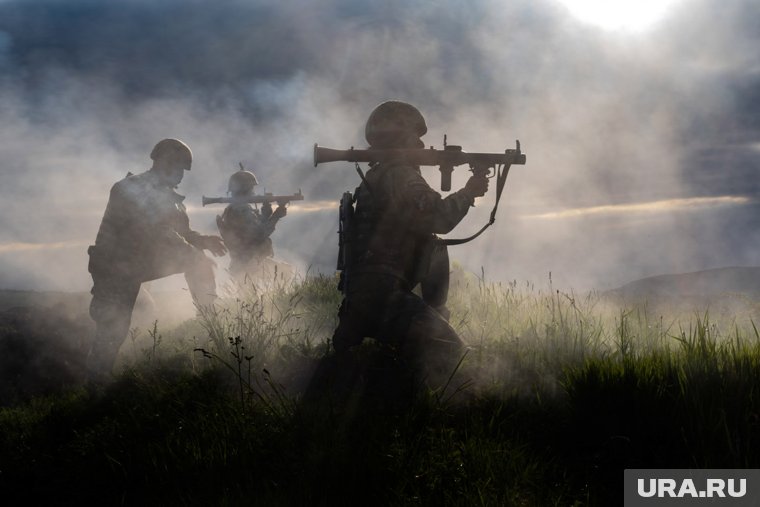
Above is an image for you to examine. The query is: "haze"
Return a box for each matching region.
[0,0,758,292]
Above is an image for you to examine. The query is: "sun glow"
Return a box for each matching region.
[555,0,682,32]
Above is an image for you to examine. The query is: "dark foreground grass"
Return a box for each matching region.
[2,337,760,506]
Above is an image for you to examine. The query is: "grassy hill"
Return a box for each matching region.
[1,271,760,504]
[0,287,195,404]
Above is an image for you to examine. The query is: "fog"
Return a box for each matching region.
[1,0,758,294]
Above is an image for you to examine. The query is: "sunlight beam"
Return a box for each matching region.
[524,195,751,220]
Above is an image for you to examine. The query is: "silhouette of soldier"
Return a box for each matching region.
[87,138,226,378]
[215,169,287,278]
[332,101,488,384]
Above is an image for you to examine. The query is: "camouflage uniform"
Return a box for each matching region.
[217,202,283,276]
[88,166,218,377]
[330,101,489,387]
[333,159,478,380]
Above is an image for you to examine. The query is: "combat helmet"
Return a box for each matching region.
[150,138,193,170]
[228,169,258,196]
[365,100,427,147]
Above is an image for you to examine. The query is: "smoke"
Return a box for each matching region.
[0,0,758,294]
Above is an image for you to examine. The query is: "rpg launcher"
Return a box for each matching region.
[316,137,527,247]
[202,190,304,207]
[313,137,526,191]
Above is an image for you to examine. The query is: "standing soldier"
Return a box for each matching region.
[332,101,489,385]
[215,168,287,278]
[87,138,226,379]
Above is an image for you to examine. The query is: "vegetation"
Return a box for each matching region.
[2,269,760,505]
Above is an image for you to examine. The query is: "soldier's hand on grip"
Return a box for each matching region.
[202,235,228,257]
[272,205,287,219]
[464,174,489,199]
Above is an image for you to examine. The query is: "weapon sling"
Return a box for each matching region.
[354,161,512,247]
[438,162,511,246]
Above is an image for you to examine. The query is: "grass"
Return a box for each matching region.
[2,267,760,505]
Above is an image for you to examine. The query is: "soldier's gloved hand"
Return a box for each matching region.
[202,235,227,257]
[272,205,287,219]
[463,174,489,199]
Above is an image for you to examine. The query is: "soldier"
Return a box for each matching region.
[332,101,488,385]
[87,138,226,378]
[215,169,287,278]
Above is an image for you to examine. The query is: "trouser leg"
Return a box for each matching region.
[184,256,218,308]
[87,279,140,379]
[421,243,451,321]
[332,299,367,353]
[331,273,392,353]
[389,293,465,392]
[142,248,218,309]
[335,275,465,391]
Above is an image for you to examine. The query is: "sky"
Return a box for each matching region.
[0,0,759,292]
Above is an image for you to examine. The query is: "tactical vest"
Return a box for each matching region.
[349,163,431,285]
[218,204,275,264]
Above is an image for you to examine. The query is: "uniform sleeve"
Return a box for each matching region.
[260,214,279,237]
[395,167,474,234]
[175,204,206,249]
[253,216,277,239]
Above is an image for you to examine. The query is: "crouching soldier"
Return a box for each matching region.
[215,169,289,279]
[87,138,226,379]
[332,101,489,387]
